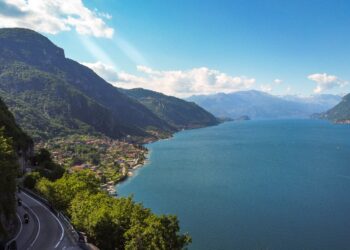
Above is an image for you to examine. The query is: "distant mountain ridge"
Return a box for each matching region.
[120,88,219,129]
[187,90,342,119]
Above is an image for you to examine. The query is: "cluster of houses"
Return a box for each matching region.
[336,119,350,124]
[37,136,148,195]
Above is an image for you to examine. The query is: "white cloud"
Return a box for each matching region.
[83,62,256,97]
[260,84,273,93]
[274,78,282,84]
[81,61,119,81]
[0,0,114,38]
[307,73,347,93]
[259,78,282,93]
[120,66,256,97]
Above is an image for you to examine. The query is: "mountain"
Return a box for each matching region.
[0,97,33,172]
[282,94,342,113]
[187,90,341,119]
[0,97,33,152]
[321,93,350,122]
[120,88,219,129]
[0,28,174,141]
[0,98,33,240]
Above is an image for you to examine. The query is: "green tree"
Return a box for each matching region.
[23,171,41,189]
[34,148,51,164]
[35,169,191,250]
[124,214,191,250]
[32,148,64,181]
[36,170,99,211]
[0,128,19,238]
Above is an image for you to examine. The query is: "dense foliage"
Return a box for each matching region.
[0,28,174,141]
[0,97,32,151]
[322,93,350,121]
[23,171,41,189]
[0,128,18,239]
[23,148,65,190]
[36,171,191,250]
[121,88,219,129]
[31,148,65,180]
[0,97,33,239]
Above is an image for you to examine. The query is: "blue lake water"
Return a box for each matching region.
[117,120,350,250]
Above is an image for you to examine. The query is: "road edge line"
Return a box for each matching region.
[22,201,41,248]
[13,213,23,241]
[22,191,65,249]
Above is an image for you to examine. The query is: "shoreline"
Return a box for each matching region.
[113,123,222,195]
[115,151,151,186]
[335,119,350,124]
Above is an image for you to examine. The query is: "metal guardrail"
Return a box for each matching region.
[58,212,80,242]
[6,187,99,250]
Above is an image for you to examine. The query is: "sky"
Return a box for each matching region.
[0,0,350,98]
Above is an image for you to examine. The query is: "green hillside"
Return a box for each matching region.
[120,88,219,129]
[0,98,32,240]
[0,97,33,151]
[322,93,350,122]
[0,28,174,141]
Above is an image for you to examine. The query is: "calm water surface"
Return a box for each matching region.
[117,120,350,250]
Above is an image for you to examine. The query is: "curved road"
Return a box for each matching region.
[13,191,81,250]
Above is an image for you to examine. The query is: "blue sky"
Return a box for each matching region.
[1,0,350,97]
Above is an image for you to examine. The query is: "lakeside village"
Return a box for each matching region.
[36,135,148,195]
[336,119,350,124]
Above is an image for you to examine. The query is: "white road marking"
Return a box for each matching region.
[12,213,23,241]
[22,191,65,248]
[22,201,41,248]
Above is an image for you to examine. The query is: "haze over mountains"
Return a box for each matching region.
[0,28,218,141]
[187,90,342,120]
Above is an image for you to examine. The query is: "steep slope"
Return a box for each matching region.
[0,97,33,152]
[321,93,350,122]
[0,28,174,141]
[120,88,219,129]
[187,90,341,119]
[0,98,33,240]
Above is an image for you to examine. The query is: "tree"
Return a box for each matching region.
[36,170,99,211]
[23,172,41,189]
[34,148,51,165]
[0,128,19,239]
[31,148,65,181]
[124,214,191,250]
[35,170,191,249]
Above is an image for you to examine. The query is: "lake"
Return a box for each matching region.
[117,120,350,250]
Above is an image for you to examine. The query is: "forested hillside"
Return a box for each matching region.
[0,98,31,241]
[0,28,174,141]
[121,88,219,129]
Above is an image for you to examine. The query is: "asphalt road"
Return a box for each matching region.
[13,191,81,250]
